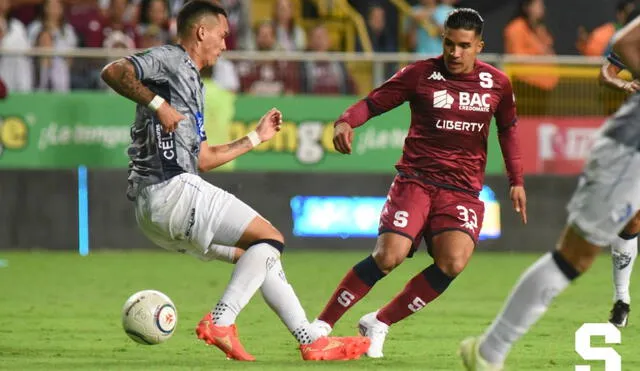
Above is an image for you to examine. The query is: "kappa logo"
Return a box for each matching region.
[433,90,454,109]
[428,71,446,81]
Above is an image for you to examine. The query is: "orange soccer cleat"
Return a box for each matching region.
[300,336,371,361]
[195,313,255,361]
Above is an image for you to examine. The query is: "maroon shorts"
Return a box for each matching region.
[378,175,485,255]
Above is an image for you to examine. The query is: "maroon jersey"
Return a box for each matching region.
[352,56,518,193]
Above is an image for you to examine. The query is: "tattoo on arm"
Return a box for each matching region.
[101,59,155,106]
[222,137,252,153]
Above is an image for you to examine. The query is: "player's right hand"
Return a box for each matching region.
[156,102,186,133]
[622,80,640,94]
[333,122,354,154]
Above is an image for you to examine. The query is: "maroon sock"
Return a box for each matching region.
[318,255,385,327]
[376,264,453,326]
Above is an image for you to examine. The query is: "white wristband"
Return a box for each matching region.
[247,130,261,148]
[148,95,165,112]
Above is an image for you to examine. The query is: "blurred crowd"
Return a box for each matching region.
[0,0,636,98]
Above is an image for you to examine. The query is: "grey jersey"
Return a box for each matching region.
[601,92,640,150]
[125,45,207,200]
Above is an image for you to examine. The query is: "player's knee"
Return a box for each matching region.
[265,228,284,244]
[622,212,640,235]
[558,226,601,273]
[435,258,467,277]
[372,249,405,274]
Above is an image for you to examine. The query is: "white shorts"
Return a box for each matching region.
[567,137,640,247]
[134,173,259,261]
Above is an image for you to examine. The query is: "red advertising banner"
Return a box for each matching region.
[517,116,607,174]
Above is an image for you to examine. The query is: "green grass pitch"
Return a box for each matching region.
[0,250,638,370]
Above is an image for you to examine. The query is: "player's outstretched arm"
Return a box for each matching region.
[198,108,282,172]
[332,64,420,154]
[599,59,640,93]
[101,59,185,132]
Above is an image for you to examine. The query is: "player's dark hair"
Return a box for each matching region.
[444,8,484,37]
[617,0,635,14]
[177,0,227,36]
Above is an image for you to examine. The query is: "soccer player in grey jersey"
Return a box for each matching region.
[101,0,368,362]
[599,27,640,328]
[459,16,640,371]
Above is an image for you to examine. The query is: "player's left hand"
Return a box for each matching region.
[510,185,527,224]
[255,108,282,142]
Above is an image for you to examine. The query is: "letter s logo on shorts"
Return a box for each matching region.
[393,211,409,228]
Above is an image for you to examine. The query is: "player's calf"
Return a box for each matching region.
[315,255,387,333]
[314,233,413,333]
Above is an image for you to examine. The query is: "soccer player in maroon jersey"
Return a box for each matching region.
[311,8,527,358]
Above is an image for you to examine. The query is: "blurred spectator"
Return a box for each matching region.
[301,24,355,95]
[103,29,136,49]
[359,4,396,53]
[99,0,140,24]
[504,0,554,56]
[237,21,300,95]
[272,0,306,51]
[27,0,78,47]
[34,29,70,91]
[406,0,456,55]
[136,0,171,45]
[577,0,635,57]
[7,0,39,26]
[27,0,77,91]
[0,0,33,92]
[84,0,138,48]
[220,0,250,50]
[504,0,558,115]
[359,4,397,80]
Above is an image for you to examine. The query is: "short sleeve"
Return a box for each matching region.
[495,75,517,130]
[126,47,169,82]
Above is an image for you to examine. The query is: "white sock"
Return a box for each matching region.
[479,252,574,365]
[261,256,321,344]
[211,242,279,326]
[612,236,638,304]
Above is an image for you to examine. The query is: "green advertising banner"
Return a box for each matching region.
[0,91,505,173]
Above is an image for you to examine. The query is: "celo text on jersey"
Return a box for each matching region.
[156,122,176,160]
[435,119,485,132]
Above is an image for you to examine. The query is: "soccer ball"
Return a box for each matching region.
[121,290,178,345]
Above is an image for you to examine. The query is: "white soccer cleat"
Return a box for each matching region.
[358,311,389,358]
[310,319,333,337]
[458,336,503,371]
